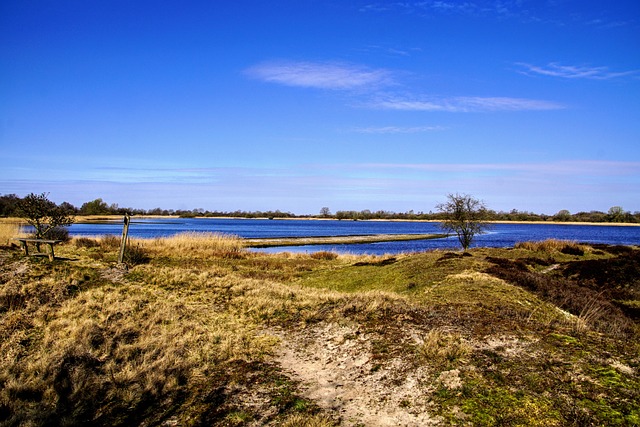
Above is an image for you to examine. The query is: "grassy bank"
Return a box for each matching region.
[1,232,639,426]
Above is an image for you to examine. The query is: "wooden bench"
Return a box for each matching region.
[15,238,62,262]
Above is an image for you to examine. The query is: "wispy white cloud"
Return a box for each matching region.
[247,59,563,112]
[516,62,639,80]
[349,125,446,133]
[245,60,394,90]
[369,95,564,112]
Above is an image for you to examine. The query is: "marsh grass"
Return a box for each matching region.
[0,222,26,246]
[141,231,245,258]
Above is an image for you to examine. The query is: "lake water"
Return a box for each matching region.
[68,218,640,255]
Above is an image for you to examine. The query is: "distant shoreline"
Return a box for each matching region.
[2,216,639,227]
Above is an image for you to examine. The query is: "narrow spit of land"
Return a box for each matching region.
[244,233,448,248]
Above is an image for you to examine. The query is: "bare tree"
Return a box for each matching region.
[436,193,489,251]
[319,207,331,217]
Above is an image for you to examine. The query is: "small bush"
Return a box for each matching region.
[42,226,70,242]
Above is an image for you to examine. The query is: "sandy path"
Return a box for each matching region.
[274,323,442,426]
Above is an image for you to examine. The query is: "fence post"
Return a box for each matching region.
[118,214,130,264]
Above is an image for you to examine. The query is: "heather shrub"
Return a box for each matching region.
[485,257,635,337]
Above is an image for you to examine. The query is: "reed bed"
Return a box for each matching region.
[138,232,246,258]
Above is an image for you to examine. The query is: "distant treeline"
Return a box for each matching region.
[1,194,639,223]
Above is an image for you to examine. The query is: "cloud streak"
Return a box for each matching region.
[516,62,639,80]
[369,95,564,112]
[245,60,394,90]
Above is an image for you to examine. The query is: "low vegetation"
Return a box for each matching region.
[1,230,639,426]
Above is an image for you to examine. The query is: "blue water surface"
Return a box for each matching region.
[68,218,640,255]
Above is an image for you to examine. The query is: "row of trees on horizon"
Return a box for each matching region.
[1,193,638,224]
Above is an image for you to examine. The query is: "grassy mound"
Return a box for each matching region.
[1,235,638,426]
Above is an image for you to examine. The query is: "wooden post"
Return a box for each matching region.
[118,214,130,264]
[46,242,55,262]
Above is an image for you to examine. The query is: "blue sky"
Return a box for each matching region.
[1,0,639,215]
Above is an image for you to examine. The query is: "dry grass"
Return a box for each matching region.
[515,239,590,255]
[0,263,282,425]
[0,223,26,246]
[139,231,245,258]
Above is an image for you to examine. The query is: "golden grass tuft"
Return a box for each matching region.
[418,328,470,367]
[140,231,246,258]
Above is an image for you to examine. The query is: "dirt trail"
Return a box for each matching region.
[274,323,442,426]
